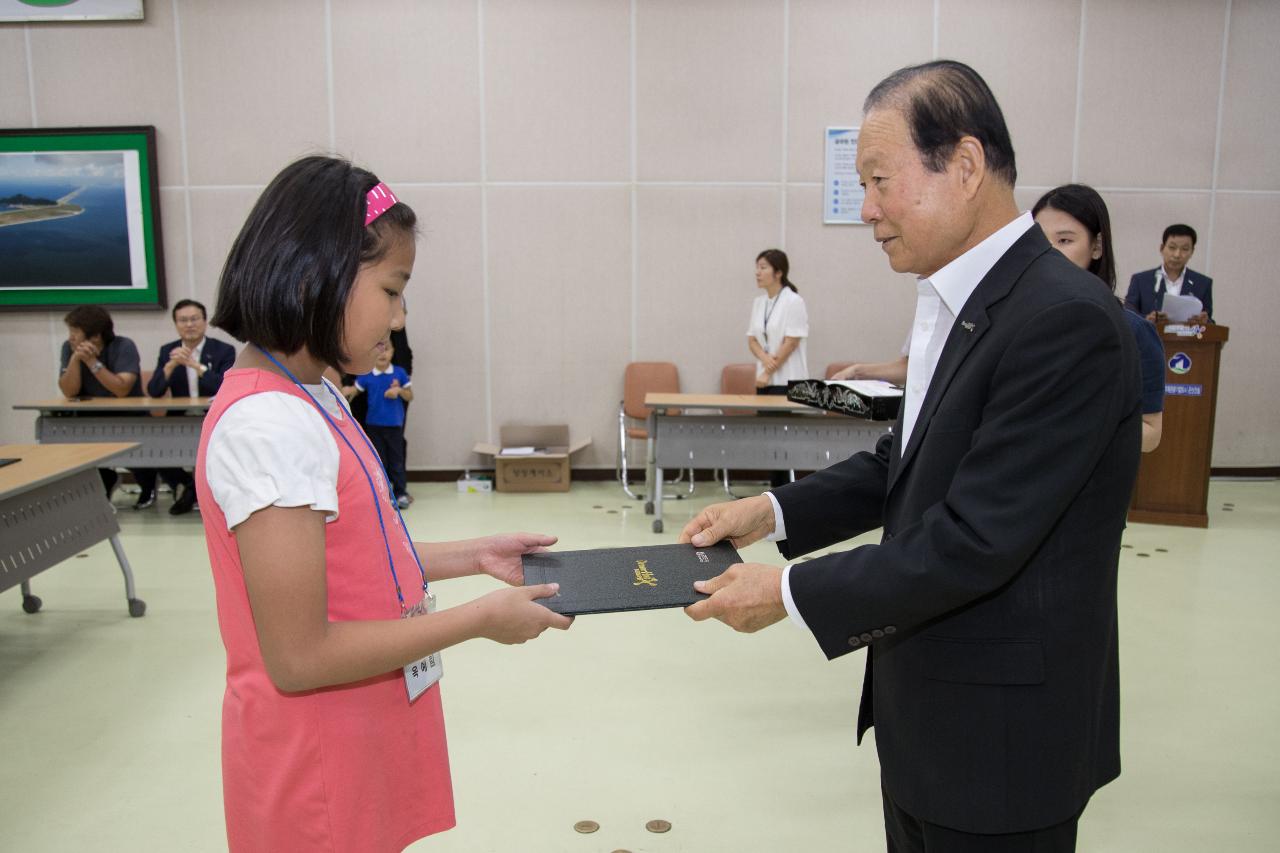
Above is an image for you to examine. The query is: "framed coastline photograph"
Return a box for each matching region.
[0,0,144,23]
[0,126,166,310]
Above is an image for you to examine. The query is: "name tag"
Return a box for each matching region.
[402,592,442,702]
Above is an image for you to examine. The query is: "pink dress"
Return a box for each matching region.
[196,368,455,852]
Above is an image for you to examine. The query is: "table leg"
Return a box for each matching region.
[644,409,658,515]
[108,535,146,618]
[652,464,665,533]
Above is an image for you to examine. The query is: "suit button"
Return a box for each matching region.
[860,632,873,643]
[883,532,894,542]
[872,629,884,639]
[884,626,896,635]
[848,636,861,648]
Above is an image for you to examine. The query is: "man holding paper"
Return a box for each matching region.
[680,60,1141,851]
[1124,223,1213,324]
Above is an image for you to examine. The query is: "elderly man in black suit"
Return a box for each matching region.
[681,60,1141,852]
[146,298,236,514]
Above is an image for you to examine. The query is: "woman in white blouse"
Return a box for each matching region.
[747,249,810,487]
[747,249,809,391]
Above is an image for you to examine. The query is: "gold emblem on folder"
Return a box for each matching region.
[633,559,657,587]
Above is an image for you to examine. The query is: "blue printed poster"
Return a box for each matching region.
[824,127,864,225]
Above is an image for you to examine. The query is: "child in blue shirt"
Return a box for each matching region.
[354,341,414,507]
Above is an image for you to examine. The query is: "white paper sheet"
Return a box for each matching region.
[1161,293,1203,323]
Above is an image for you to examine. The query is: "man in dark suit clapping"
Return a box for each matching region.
[681,61,1141,851]
[147,299,236,514]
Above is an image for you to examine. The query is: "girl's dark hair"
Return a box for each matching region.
[63,304,115,345]
[756,249,798,293]
[1031,183,1116,291]
[212,155,417,367]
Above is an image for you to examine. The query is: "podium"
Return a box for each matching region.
[1129,324,1229,527]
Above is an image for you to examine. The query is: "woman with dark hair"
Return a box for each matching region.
[1032,183,1164,451]
[55,304,158,504]
[747,248,810,486]
[747,249,809,391]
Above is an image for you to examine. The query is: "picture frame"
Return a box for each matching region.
[0,125,166,311]
[0,0,144,24]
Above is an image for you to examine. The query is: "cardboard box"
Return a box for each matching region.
[473,425,592,493]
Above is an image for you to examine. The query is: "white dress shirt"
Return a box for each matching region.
[184,337,206,397]
[774,211,1036,629]
[1159,266,1185,297]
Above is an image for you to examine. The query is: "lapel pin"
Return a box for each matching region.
[961,321,975,332]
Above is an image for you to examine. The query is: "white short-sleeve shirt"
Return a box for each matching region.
[746,287,810,385]
[204,380,349,531]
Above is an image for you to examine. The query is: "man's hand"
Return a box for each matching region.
[476,532,557,586]
[1146,310,1168,325]
[684,562,786,632]
[678,494,776,549]
[166,345,195,375]
[831,363,866,381]
[73,341,99,363]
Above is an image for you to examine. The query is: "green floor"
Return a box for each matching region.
[2,479,1277,851]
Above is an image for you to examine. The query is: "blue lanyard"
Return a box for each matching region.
[763,293,780,345]
[256,347,428,612]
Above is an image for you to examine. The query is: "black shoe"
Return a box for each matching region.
[133,490,156,510]
[169,485,197,516]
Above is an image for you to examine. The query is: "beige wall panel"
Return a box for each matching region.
[636,186,781,396]
[0,28,32,125]
[939,0,1079,188]
[485,0,629,182]
[1100,191,1211,290]
[486,186,631,467]
[1200,193,1279,466]
[637,0,784,182]
[180,1,329,186]
[787,0,933,183]
[28,2,183,187]
[186,187,263,314]
[0,313,60,445]
[156,186,191,304]
[1077,0,1226,188]
[1217,0,1280,191]
[395,186,487,468]
[331,0,481,183]
[784,186,916,376]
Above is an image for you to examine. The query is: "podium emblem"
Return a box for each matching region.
[1168,352,1192,375]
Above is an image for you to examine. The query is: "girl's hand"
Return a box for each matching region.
[476,532,557,586]
[474,585,573,643]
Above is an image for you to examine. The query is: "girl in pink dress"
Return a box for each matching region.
[195,156,572,852]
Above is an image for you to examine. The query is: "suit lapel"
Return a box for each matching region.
[888,226,1051,495]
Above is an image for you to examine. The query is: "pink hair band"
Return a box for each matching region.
[365,182,399,226]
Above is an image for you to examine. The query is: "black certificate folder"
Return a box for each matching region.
[522,542,741,616]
